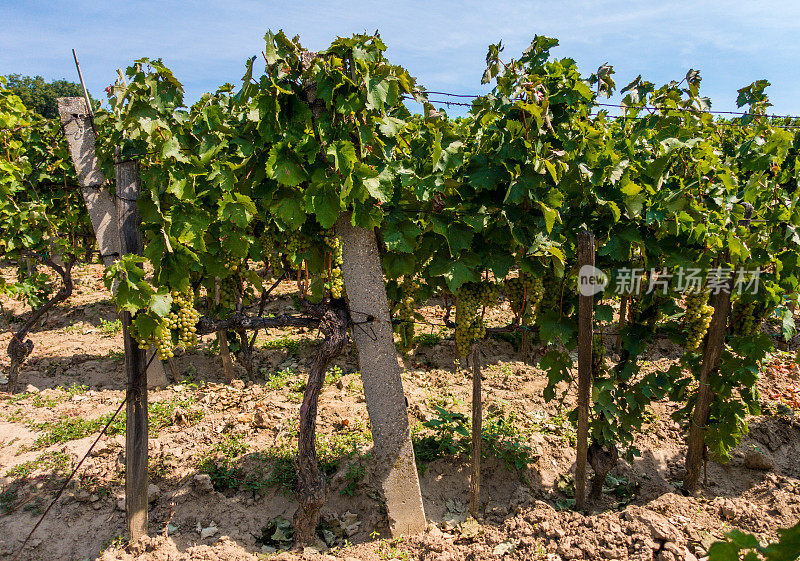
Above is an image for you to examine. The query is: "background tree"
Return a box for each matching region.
[3,74,97,118]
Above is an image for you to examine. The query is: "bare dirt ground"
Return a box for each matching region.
[1,262,799,561]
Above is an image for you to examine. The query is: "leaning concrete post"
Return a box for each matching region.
[335,213,426,536]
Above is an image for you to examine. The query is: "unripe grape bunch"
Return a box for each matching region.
[684,289,714,352]
[504,272,544,324]
[393,277,419,352]
[455,281,498,358]
[729,297,765,336]
[322,233,344,299]
[134,287,201,360]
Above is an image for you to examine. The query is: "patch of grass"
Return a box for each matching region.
[104,350,125,362]
[100,535,127,553]
[0,481,23,514]
[414,332,444,347]
[31,396,201,449]
[64,323,85,335]
[98,318,122,336]
[198,422,374,496]
[530,407,577,445]
[31,416,108,449]
[264,367,299,390]
[31,393,59,408]
[63,382,89,398]
[378,537,410,561]
[261,336,301,354]
[5,450,71,478]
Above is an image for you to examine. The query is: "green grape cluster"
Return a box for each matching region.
[260,227,281,272]
[504,272,544,324]
[684,289,714,352]
[394,278,418,352]
[285,230,310,255]
[592,333,607,376]
[539,271,562,313]
[729,298,765,336]
[322,233,344,298]
[454,281,497,358]
[135,287,200,360]
[218,276,238,309]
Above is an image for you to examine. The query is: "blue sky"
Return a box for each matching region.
[2,1,799,117]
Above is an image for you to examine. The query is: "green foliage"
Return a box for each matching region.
[708,521,800,561]
[0,78,94,310]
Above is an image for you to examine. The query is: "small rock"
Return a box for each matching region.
[171,407,190,427]
[91,441,111,457]
[116,498,126,511]
[200,524,219,539]
[74,490,91,502]
[252,408,269,429]
[192,474,214,494]
[230,379,245,389]
[147,483,161,503]
[88,494,100,503]
[744,449,774,471]
[25,384,40,393]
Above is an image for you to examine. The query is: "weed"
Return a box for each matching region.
[264,368,299,390]
[64,382,88,398]
[64,323,85,335]
[340,454,369,496]
[98,318,122,336]
[31,393,59,408]
[104,350,125,362]
[414,332,443,347]
[530,407,576,445]
[0,482,23,514]
[412,406,536,471]
[100,535,127,552]
[378,537,410,560]
[325,365,344,385]
[197,434,252,491]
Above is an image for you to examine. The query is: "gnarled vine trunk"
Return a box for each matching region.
[588,440,618,501]
[293,302,348,546]
[4,254,75,393]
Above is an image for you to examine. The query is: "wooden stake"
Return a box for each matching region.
[575,230,595,511]
[114,149,148,540]
[469,343,482,517]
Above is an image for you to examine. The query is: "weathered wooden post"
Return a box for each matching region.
[115,148,149,540]
[336,213,427,536]
[469,343,482,517]
[57,97,168,390]
[575,230,595,510]
[56,98,120,267]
